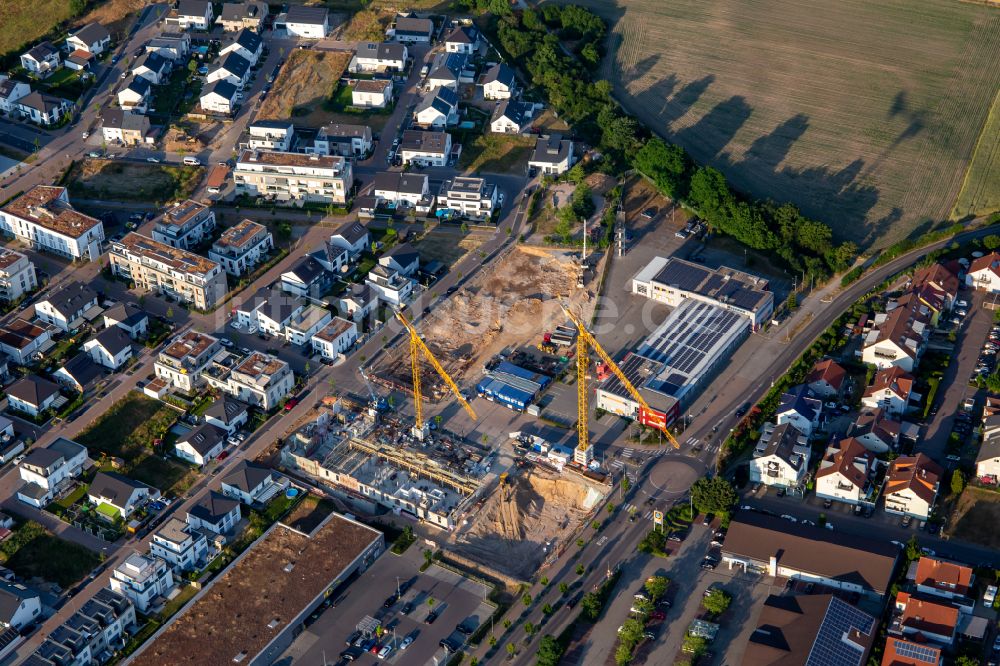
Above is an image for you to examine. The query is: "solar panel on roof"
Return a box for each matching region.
[892,641,938,664]
[805,598,875,666]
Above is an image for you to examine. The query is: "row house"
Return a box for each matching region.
[313,123,373,158]
[805,358,847,399]
[145,32,191,62]
[34,281,98,332]
[849,408,901,454]
[775,384,823,438]
[101,108,153,146]
[220,28,263,67]
[0,318,53,365]
[217,2,268,32]
[349,41,408,73]
[29,589,136,665]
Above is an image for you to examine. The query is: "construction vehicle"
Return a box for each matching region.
[538,342,558,355]
[559,300,678,466]
[396,310,477,439]
[357,366,388,417]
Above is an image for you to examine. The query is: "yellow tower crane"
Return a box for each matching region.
[396,310,477,439]
[559,301,678,466]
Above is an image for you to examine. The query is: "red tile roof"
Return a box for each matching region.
[807,358,847,392]
[914,556,973,597]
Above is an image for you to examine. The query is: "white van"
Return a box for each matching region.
[183,156,201,166]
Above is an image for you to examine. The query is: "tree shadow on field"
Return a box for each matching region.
[674,94,753,162]
[742,113,809,172]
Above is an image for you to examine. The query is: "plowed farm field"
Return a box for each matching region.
[567,0,1000,248]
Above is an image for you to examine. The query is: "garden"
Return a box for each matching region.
[0,518,100,587]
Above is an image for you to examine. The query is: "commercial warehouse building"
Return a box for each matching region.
[596,299,750,428]
[476,361,552,412]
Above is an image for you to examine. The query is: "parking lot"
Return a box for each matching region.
[277,547,493,665]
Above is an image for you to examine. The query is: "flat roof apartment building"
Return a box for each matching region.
[154,330,222,392]
[110,233,227,310]
[208,219,273,276]
[203,351,295,410]
[0,186,104,261]
[151,200,216,249]
[234,150,352,205]
[0,248,37,302]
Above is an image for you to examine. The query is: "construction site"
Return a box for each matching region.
[369,246,602,399]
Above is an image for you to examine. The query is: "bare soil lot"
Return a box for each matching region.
[950,486,1000,548]
[571,0,1000,248]
[257,50,351,128]
[410,229,484,268]
[67,159,203,203]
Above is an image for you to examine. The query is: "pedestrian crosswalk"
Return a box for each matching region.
[610,460,625,470]
[685,437,698,448]
[644,510,653,519]
[622,448,635,458]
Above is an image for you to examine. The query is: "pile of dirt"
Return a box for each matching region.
[163,125,208,153]
[412,247,598,382]
[452,469,605,580]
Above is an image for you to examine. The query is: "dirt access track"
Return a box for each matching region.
[451,468,606,580]
[376,245,602,391]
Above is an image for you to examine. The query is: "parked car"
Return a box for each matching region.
[641,207,657,219]
[425,610,439,624]
[377,645,392,659]
[399,636,414,650]
[284,398,299,411]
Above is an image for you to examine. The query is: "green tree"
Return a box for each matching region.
[905,535,921,562]
[954,657,979,666]
[644,575,669,603]
[787,292,799,310]
[70,0,86,16]
[951,469,966,495]
[631,597,654,618]
[690,476,738,515]
[614,644,634,666]
[165,306,174,318]
[542,603,553,615]
[524,621,536,636]
[540,576,549,586]
[618,618,644,645]
[576,563,585,575]
[702,588,732,616]
[522,592,532,606]
[682,634,707,657]
[559,582,569,595]
[984,235,1000,251]
[580,592,602,620]
[506,642,516,658]
[536,635,565,666]
[460,222,469,233]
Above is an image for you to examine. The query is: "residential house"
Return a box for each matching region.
[16,438,87,507]
[329,220,370,258]
[815,437,878,506]
[199,79,239,115]
[29,589,136,665]
[366,264,413,307]
[311,244,348,275]
[0,318,54,365]
[150,517,209,572]
[52,352,104,393]
[437,176,498,221]
[145,32,191,62]
[279,254,331,298]
[892,592,959,646]
[861,301,930,372]
[338,283,378,323]
[167,0,214,30]
[311,317,358,360]
[209,219,273,276]
[529,135,575,175]
[83,326,133,370]
[313,123,373,158]
[0,77,31,116]
[911,262,959,315]
[186,490,241,535]
[221,461,282,505]
[102,302,149,339]
[426,52,470,90]
[881,637,943,666]
[482,63,516,100]
[208,52,252,90]
[378,243,420,277]
[88,471,158,519]
[390,15,434,43]
[849,408,901,453]
[203,397,248,435]
[153,331,222,391]
[0,581,41,631]
[372,171,431,209]
[884,454,943,520]
[118,76,151,113]
[233,149,353,205]
[217,2,268,32]
[749,422,811,491]
[110,233,228,310]
[284,304,332,346]
[247,119,294,151]
[66,23,111,55]
[399,129,451,166]
[805,358,847,399]
[914,556,974,604]
[967,252,1000,292]
[236,288,305,335]
[101,108,152,146]
[109,552,175,613]
[131,52,171,85]
[976,434,1000,483]
[35,282,99,332]
[220,28,263,67]
[490,99,535,134]
[7,375,60,418]
[15,92,73,126]
[350,42,408,73]
[444,24,479,53]
[862,366,915,416]
[282,5,329,38]
[775,384,823,437]
[63,49,94,72]
[0,248,37,302]
[721,512,899,599]
[215,352,294,410]
[175,423,226,466]
[352,79,393,109]
[743,594,876,666]
[20,42,61,77]
[413,86,458,128]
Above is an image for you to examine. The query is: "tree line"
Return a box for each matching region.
[488,5,855,285]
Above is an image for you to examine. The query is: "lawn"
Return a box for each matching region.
[49,483,89,511]
[95,502,121,520]
[0,0,74,59]
[952,88,1000,220]
[76,392,177,460]
[458,134,535,174]
[130,455,198,496]
[257,49,350,128]
[572,0,1000,248]
[67,159,203,204]
[0,521,101,587]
